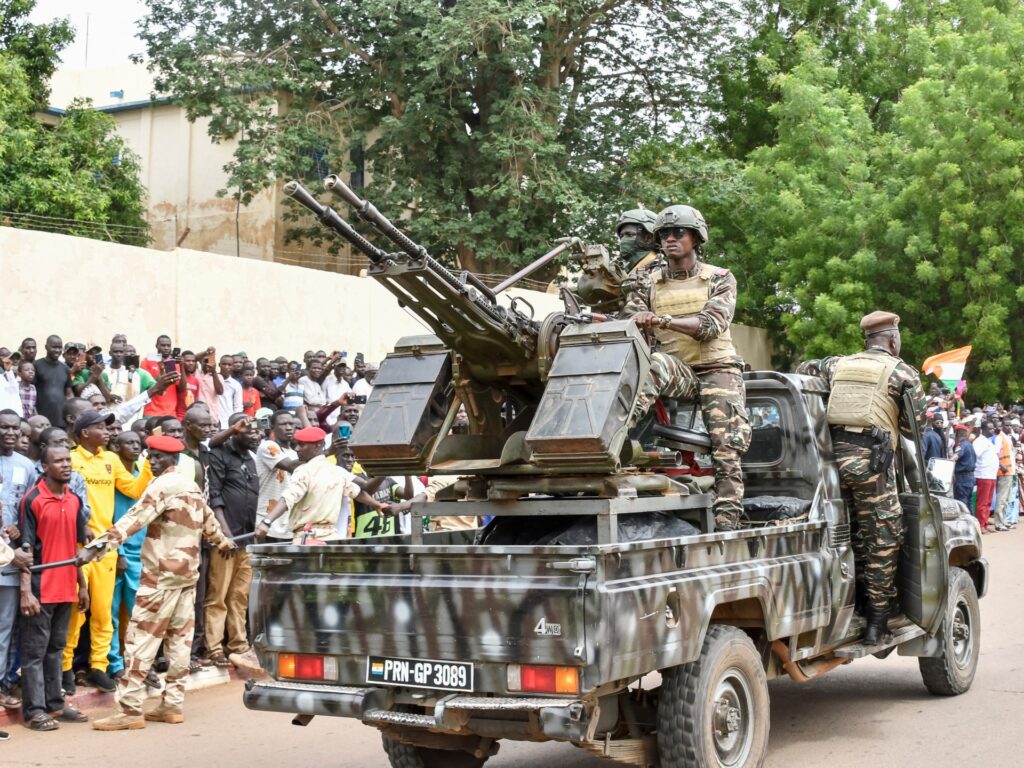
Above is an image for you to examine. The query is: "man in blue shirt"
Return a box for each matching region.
[952,424,977,507]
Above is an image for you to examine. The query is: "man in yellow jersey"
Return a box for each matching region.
[64,409,152,694]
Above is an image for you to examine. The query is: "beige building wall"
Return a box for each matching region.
[47,65,306,264]
[1,227,771,368]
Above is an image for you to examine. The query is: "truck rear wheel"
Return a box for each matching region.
[919,566,980,696]
[657,625,769,768]
[381,736,488,768]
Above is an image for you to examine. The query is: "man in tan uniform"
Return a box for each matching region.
[80,435,235,730]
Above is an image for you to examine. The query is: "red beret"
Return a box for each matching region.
[146,435,185,453]
[294,426,327,444]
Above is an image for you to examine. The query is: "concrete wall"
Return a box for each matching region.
[0,227,772,368]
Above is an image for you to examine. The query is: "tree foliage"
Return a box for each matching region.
[137,0,725,273]
[0,2,149,245]
[642,1,1024,400]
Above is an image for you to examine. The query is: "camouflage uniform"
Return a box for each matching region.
[626,262,751,529]
[90,468,231,716]
[797,349,928,611]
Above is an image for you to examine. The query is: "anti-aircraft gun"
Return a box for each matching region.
[285,178,710,531]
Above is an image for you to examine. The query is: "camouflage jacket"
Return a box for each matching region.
[98,468,231,590]
[796,346,930,437]
[623,260,738,342]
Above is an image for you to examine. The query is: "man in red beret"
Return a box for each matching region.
[79,435,236,730]
[255,427,388,543]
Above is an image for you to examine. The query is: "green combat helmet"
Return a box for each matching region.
[615,209,657,237]
[615,208,658,271]
[654,204,708,244]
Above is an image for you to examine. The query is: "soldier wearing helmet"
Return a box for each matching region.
[626,204,751,532]
[615,208,659,273]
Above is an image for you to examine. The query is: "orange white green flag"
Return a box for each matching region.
[921,346,971,390]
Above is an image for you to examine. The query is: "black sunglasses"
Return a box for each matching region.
[656,227,688,242]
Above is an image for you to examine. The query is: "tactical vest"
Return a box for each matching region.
[826,352,902,447]
[653,262,737,365]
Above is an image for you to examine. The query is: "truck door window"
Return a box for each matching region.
[746,401,783,465]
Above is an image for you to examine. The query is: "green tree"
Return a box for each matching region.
[137,0,723,273]
[0,55,150,245]
[0,0,73,106]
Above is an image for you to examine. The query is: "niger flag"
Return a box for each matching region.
[922,346,971,389]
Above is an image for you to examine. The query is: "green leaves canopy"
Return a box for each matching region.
[137,0,721,272]
[0,1,149,245]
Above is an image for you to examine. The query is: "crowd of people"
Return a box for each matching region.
[921,384,1024,532]
[0,332,470,734]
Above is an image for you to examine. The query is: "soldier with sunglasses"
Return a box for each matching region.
[625,205,751,531]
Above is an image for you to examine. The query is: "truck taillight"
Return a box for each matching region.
[507,664,579,694]
[278,653,339,682]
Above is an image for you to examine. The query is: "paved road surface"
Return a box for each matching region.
[4,531,1018,768]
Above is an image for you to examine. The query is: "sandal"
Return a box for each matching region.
[49,707,88,723]
[189,658,204,674]
[209,651,231,668]
[0,693,21,710]
[27,713,59,731]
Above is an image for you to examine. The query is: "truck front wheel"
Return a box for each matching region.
[918,566,980,696]
[381,736,488,768]
[657,625,769,768]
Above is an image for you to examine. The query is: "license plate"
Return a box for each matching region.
[366,655,474,692]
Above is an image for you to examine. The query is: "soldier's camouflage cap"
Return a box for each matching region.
[860,311,900,336]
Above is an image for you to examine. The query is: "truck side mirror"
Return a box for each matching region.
[927,458,955,497]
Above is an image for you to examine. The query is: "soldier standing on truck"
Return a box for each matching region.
[626,205,751,531]
[797,311,928,645]
[615,208,659,274]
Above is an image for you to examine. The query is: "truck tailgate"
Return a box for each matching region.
[250,543,590,693]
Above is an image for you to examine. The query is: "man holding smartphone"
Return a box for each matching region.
[140,335,185,418]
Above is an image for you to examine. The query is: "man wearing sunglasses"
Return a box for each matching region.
[626,204,751,532]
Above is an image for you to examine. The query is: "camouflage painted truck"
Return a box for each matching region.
[242,178,987,768]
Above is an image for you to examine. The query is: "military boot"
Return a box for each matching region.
[144,702,184,724]
[863,605,890,646]
[91,712,145,731]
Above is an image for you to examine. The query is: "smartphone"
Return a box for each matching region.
[257,416,271,430]
[171,347,181,359]
[125,354,140,368]
[338,423,352,440]
[353,395,367,405]
[164,358,179,375]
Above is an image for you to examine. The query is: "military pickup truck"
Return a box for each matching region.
[242,370,986,768]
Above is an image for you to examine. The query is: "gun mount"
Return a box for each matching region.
[285,178,706,495]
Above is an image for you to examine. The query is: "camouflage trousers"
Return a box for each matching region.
[116,585,196,715]
[834,441,904,611]
[637,357,751,529]
[697,368,752,529]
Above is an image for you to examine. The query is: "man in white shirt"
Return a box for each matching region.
[321,359,351,427]
[215,355,243,428]
[973,422,998,531]
[255,411,302,540]
[351,365,376,402]
[298,361,327,409]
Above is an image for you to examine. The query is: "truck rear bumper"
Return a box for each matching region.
[243,679,587,741]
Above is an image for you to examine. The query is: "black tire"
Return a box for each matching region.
[919,566,980,696]
[657,625,770,768]
[381,735,488,768]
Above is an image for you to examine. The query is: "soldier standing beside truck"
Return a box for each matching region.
[626,205,751,531]
[797,311,929,644]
